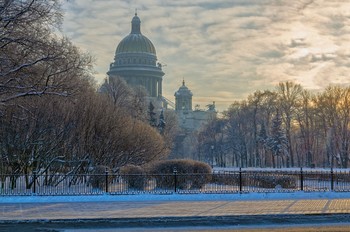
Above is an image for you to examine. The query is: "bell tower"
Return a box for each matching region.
[174,80,193,112]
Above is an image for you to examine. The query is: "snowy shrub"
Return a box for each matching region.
[335,173,350,183]
[119,165,146,190]
[89,165,113,190]
[212,173,242,186]
[211,172,295,189]
[251,175,296,189]
[147,159,212,190]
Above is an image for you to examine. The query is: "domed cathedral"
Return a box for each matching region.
[105,13,217,159]
[107,13,165,104]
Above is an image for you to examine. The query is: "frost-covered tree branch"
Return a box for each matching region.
[0,1,91,107]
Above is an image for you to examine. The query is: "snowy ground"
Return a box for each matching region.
[1,191,350,204]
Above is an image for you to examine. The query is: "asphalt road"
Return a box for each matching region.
[1,221,350,232]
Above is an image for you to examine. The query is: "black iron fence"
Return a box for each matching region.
[0,168,349,196]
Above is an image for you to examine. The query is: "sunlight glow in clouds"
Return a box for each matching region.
[62,0,350,111]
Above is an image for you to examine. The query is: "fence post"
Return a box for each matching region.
[105,168,109,193]
[300,167,303,191]
[33,171,36,194]
[239,167,242,193]
[331,167,334,191]
[173,167,177,193]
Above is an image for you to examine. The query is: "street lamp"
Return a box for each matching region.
[173,167,177,193]
[210,145,214,168]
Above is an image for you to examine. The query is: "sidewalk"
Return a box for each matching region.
[1,192,350,222]
[1,192,350,231]
[2,198,350,221]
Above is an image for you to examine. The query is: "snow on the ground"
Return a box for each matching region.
[1,191,350,204]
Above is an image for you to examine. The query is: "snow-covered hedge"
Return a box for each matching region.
[89,165,113,190]
[119,165,146,190]
[250,175,297,189]
[211,174,242,186]
[147,159,212,190]
[211,172,297,189]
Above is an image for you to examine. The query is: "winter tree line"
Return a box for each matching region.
[2,1,350,179]
[0,0,179,177]
[194,82,350,169]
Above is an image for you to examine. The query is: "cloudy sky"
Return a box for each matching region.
[62,0,350,112]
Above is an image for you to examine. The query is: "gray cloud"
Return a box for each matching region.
[62,0,350,111]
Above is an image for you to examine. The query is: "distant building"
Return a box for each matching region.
[106,14,216,157]
[174,80,216,132]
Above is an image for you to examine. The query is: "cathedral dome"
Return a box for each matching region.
[108,13,164,99]
[116,14,156,55]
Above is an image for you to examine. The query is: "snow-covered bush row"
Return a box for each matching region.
[146,159,212,190]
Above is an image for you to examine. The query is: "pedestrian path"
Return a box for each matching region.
[1,197,350,221]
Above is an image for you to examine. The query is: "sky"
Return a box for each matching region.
[61,0,350,112]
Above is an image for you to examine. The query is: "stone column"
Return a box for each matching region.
[152,79,156,97]
[158,79,162,97]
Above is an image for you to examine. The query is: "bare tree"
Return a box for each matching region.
[294,90,318,167]
[0,0,93,108]
[276,81,303,167]
[313,86,350,168]
[101,76,133,110]
[0,1,169,181]
[162,110,179,148]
